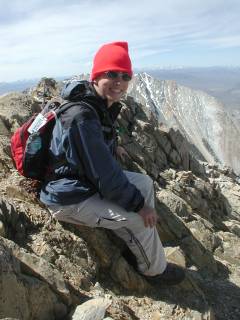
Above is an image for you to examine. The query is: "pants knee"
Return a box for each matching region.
[143,174,154,192]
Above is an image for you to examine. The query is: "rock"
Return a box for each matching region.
[169,148,181,166]
[165,246,186,267]
[0,116,9,135]
[156,189,218,273]
[0,220,6,237]
[153,129,172,155]
[30,225,98,292]
[223,220,240,237]
[215,231,240,267]
[151,311,161,320]
[217,179,240,221]
[0,92,39,130]
[110,255,148,292]
[0,237,68,320]
[31,77,60,103]
[1,318,21,320]
[71,298,111,320]
[187,219,221,253]
[4,237,72,305]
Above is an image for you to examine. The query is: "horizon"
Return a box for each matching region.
[1,65,240,84]
[1,0,240,82]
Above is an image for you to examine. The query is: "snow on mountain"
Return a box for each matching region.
[128,73,240,174]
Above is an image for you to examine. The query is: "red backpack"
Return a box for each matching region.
[10,101,75,180]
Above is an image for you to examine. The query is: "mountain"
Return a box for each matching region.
[0,76,70,96]
[128,73,240,174]
[0,79,39,95]
[141,66,240,111]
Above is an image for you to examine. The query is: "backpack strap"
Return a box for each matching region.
[56,100,115,140]
[55,99,111,141]
[44,101,101,181]
[55,101,100,120]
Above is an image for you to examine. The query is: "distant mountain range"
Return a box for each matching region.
[0,79,39,96]
[1,67,240,111]
[0,76,68,96]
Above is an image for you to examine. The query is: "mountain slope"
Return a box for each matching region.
[128,73,240,174]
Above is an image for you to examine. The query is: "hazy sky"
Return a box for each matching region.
[1,0,240,82]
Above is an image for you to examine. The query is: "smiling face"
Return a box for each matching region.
[93,72,129,107]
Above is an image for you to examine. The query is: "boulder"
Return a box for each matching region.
[0,237,67,320]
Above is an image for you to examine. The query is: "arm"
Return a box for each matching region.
[66,111,144,212]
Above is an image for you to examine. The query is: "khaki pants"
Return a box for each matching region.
[48,171,167,276]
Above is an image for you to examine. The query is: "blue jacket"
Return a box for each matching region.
[40,81,144,212]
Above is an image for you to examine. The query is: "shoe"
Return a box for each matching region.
[144,263,185,286]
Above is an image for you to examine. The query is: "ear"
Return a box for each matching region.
[92,79,100,93]
[93,72,105,84]
[92,77,100,86]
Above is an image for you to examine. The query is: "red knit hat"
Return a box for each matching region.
[90,41,132,81]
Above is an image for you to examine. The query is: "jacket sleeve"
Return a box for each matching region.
[66,111,145,212]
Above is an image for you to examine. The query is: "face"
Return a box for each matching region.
[93,72,130,107]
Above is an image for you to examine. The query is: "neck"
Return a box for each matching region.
[107,100,114,108]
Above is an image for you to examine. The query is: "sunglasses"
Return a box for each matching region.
[104,71,132,81]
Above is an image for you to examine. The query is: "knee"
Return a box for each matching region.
[140,175,154,200]
[144,174,154,190]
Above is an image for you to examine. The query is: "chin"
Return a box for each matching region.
[108,96,121,103]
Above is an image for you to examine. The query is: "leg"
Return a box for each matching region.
[123,171,155,208]
[48,172,166,276]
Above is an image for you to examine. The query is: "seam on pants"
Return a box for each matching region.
[97,217,116,226]
[96,216,127,226]
[124,227,151,269]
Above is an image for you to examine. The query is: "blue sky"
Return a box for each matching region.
[1,0,240,82]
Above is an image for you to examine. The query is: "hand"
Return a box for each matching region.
[116,146,129,161]
[138,205,158,228]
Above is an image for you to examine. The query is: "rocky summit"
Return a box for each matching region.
[0,77,240,320]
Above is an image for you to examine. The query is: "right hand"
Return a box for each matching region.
[116,145,129,162]
[138,205,158,228]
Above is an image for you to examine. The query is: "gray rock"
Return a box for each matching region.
[110,255,147,292]
[0,237,67,320]
[3,237,71,305]
[0,220,6,237]
[71,298,111,320]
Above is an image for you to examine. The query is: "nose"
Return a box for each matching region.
[113,78,121,86]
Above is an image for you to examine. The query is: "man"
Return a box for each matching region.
[40,41,185,285]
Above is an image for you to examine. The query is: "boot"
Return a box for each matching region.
[144,263,185,286]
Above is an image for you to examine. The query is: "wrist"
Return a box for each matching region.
[134,198,145,213]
